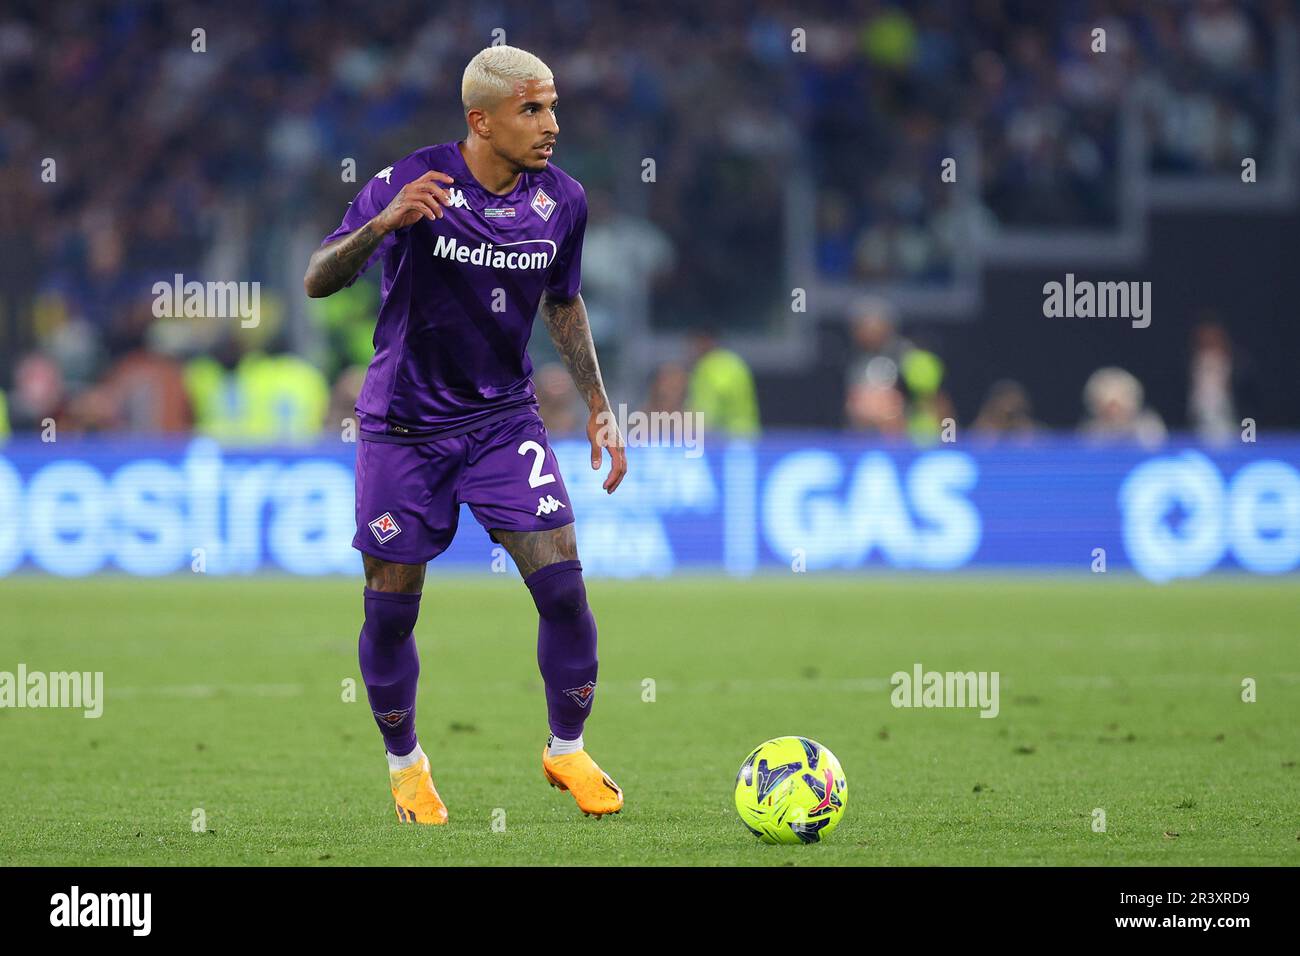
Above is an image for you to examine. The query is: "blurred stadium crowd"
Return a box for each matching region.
[815,0,1284,278]
[0,0,1291,443]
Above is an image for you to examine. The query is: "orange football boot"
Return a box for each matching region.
[542,745,624,817]
[390,754,449,825]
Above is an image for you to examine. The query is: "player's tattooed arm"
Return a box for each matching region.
[303,223,388,298]
[540,293,605,410]
[303,170,456,298]
[540,292,627,493]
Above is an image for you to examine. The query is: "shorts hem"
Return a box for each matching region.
[473,512,576,537]
[351,541,447,565]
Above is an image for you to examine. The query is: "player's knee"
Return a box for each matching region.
[525,561,588,621]
[363,588,422,641]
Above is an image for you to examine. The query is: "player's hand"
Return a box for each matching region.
[372,170,456,233]
[589,408,627,494]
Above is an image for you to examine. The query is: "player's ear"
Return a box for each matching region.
[466,106,491,139]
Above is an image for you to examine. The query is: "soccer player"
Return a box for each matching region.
[304,45,627,824]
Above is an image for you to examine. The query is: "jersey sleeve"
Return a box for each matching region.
[319,163,408,287]
[544,184,588,300]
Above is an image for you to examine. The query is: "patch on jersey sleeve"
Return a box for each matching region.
[530,188,556,222]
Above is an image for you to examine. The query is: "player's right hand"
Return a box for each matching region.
[373,170,456,233]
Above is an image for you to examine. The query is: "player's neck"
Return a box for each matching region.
[458,139,522,196]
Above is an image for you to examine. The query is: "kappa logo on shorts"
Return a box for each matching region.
[373,707,411,728]
[368,512,402,544]
[563,681,596,708]
[530,188,556,222]
[535,495,566,516]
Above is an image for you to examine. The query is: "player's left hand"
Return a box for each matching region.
[588,408,627,494]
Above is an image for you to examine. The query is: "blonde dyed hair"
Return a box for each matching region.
[461,45,553,113]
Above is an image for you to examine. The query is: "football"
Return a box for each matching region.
[734,736,848,844]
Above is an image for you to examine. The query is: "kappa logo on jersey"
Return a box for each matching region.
[445,187,469,209]
[375,165,394,185]
[373,707,411,727]
[535,495,567,516]
[562,680,596,708]
[530,187,556,222]
[368,512,402,543]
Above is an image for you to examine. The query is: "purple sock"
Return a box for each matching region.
[358,588,421,757]
[526,560,598,741]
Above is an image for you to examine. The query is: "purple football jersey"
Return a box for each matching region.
[322,141,587,440]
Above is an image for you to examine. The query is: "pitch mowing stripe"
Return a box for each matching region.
[108,683,306,698]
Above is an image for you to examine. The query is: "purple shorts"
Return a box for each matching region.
[353,410,574,564]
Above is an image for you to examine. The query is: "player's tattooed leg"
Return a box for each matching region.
[492,525,579,579]
[363,554,427,593]
[497,525,600,757]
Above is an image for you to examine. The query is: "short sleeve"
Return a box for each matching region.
[319,166,403,287]
[544,186,587,300]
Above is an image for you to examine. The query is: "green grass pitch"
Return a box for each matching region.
[1,574,1296,866]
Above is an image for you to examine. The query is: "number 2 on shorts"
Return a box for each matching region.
[518,440,556,489]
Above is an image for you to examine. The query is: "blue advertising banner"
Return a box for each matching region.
[0,435,1297,581]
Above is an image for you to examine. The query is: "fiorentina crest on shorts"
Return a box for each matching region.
[530,188,556,222]
[563,681,596,708]
[368,512,401,544]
